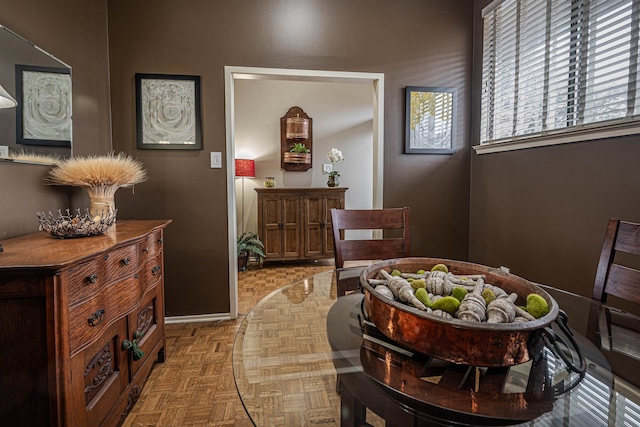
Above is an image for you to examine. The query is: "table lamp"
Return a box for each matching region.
[0,84,17,108]
[235,158,255,233]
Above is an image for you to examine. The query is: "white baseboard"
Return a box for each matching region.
[165,312,232,324]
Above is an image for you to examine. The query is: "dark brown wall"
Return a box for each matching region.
[0,0,112,239]
[469,1,640,298]
[107,0,474,316]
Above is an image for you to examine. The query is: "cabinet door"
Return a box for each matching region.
[260,194,284,258]
[69,318,129,427]
[259,193,301,259]
[304,194,344,257]
[303,195,324,257]
[280,195,301,258]
[128,282,163,377]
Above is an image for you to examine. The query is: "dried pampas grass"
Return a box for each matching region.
[9,150,61,165]
[47,152,147,191]
[46,153,147,216]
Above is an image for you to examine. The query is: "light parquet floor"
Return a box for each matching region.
[122,260,342,427]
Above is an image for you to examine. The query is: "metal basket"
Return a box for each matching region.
[37,208,116,239]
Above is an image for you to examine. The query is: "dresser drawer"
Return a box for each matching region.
[139,229,164,262]
[69,274,148,354]
[66,259,106,305]
[104,244,139,280]
[67,244,139,306]
[143,253,164,285]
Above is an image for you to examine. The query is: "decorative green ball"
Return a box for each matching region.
[481,288,496,305]
[431,264,448,273]
[451,286,468,302]
[391,269,402,277]
[410,279,426,290]
[526,294,549,318]
[430,296,460,315]
[415,288,432,307]
[416,269,426,275]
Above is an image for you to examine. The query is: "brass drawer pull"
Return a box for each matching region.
[121,257,131,266]
[142,247,150,253]
[88,309,106,327]
[151,265,162,276]
[122,331,145,361]
[86,273,99,285]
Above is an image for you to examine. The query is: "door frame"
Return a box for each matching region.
[224,66,385,319]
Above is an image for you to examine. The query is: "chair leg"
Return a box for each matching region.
[339,383,367,427]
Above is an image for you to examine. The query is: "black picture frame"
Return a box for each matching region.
[135,73,202,150]
[405,86,456,154]
[15,64,72,148]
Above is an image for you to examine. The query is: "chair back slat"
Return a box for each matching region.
[614,222,640,256]
[604,264,640,305]
[593,218,640,305]
[339,240,408,263]
[331,207,410,268]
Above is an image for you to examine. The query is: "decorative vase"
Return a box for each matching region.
[88,194,116,218]
[327,175,339,188]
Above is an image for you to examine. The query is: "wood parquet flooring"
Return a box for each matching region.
[122,260,337,427]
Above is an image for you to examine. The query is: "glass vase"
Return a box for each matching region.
[327,174,340,188]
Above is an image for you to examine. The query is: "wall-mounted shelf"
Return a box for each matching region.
[281,106,313,172]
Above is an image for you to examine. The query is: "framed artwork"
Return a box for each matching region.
[405,86,456,154]
[135,73,202,150]
[15,65,72,147]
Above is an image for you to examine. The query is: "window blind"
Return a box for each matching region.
[480,0,640,147]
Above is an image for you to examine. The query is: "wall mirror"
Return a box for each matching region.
[0,24,72,164]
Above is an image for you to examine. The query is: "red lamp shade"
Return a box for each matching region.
[235,159,255,178]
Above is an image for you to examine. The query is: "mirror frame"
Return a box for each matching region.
[0,23,72,164]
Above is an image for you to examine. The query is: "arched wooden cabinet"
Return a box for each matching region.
[281,106,313,172]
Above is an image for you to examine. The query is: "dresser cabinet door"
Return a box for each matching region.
[69,318,129,427]
[128,282,163,376]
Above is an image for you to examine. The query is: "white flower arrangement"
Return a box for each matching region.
[326,148,343,177]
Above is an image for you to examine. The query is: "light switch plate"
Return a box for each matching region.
[210,152,222,168]
[323,163,333,173]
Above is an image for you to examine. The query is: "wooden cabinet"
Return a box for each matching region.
[0,220,171,427]
[256,188,346,261]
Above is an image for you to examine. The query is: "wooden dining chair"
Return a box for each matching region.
[330,207,410,269]
[592,218,640,305]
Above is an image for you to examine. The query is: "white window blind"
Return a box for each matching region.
[479,0,640,151]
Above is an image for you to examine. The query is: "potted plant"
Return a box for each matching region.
[289,142,311,153]
[237,231,266,271]
[284,142,312,164]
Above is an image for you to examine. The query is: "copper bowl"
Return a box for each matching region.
[360,258,560,367]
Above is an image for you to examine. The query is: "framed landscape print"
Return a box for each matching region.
[135,73,202,150]
[405,86,456,154]
[15,65,72,147]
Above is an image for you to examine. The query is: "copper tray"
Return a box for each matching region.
[360,258,560,367]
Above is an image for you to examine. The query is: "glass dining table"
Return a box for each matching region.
[232,266,640,426]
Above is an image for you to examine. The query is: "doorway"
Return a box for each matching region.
[224,66,385,318]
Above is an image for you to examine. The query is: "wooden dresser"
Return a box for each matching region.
[0,219,171,427]
[256,187,347,262]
